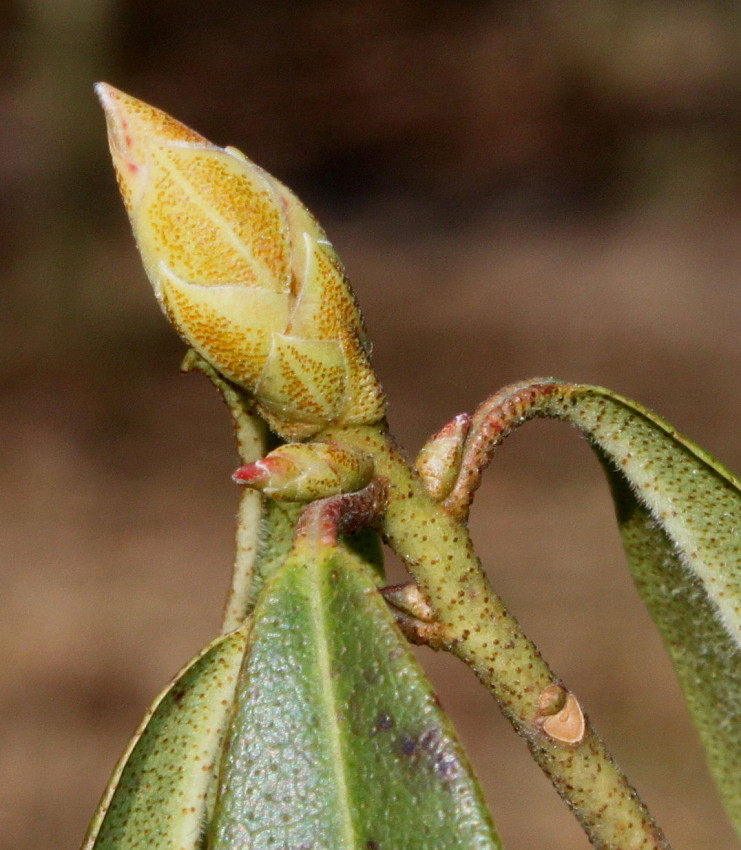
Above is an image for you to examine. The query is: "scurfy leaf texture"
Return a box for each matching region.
[210,544,501,850]
[82,624,251,850]
[449,379,741,836]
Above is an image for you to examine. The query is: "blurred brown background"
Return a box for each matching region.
[1,1,740,847]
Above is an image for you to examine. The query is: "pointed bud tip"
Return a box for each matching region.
[94,83,209,168]
[93,81,116,107]
[232,458,287,487]
[94,82,145,167]
[232,462,265,485]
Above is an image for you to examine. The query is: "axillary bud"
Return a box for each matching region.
[414,413,471,501]
[233,442,374,502]
[96,83,386,440]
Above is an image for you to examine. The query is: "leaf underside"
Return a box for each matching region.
[520,381,741,836]
[210,546,501,850]
[82,624,251,850]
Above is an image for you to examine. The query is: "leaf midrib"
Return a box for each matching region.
[307,565,356,848]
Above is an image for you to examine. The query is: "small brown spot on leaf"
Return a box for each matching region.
[371,711,394,735]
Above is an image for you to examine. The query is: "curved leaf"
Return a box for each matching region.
[209,545,501,849]
[475,379,741,835]
[82,623,251,850]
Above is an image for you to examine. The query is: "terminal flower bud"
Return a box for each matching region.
[96,83,386,440]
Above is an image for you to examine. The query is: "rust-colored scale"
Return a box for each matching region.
[339,333,386,425]
[162,286,269,389]
[304,249,366,340]
[145,150,290,289]
[271,342,343,420]
[163,149,290,285]
[115,92,207,148]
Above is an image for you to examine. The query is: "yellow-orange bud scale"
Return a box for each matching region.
[97,83,385,440]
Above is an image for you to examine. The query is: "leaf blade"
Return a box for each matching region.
[82,624,250,850]
[490,380,741,835]
[210,545,501,849]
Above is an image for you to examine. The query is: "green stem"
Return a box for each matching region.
[321,421,671,850]
[181,351,269,632]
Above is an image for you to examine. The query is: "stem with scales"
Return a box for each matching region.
[317,420,671,850]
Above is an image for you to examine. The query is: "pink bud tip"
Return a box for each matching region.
[232,460,270,485]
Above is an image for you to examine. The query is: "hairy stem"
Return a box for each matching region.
[181,351,269,631]
[321,421,671,850]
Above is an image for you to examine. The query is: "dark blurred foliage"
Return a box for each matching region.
[2,2,741,849]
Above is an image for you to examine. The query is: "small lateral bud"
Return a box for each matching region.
[233,442,374,502]
[414,413,471,501]
[381,582,435,623]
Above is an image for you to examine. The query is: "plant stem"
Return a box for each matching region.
[181,351,268,631]
[322,421,672,850]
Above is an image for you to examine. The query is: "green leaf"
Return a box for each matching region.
[496,380,741,836]
[209,544,501,849]
[82,623,251,850]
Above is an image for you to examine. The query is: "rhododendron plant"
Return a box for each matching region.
[84,85,740,850]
